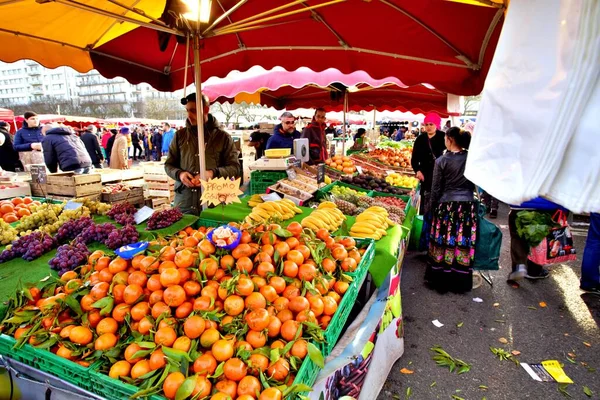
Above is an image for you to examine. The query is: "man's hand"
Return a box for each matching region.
[416,171,425,181]
[31,142,42,151]
[179,171,195,187]
[204,170,214,180]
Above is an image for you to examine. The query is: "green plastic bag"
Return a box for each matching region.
[473,203,502,270]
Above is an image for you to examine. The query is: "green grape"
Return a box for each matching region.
[0,220,17,245]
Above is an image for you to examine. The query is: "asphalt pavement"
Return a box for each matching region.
[379,204,599,400]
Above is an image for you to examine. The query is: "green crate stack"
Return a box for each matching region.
[249,170,288,195]
[0,334,94,392]
[346,238,375,282]
[294,355,320,397]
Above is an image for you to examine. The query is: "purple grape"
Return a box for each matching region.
[0,232,56,263]
[107,203,137,226]
[104,225,140,250]
[56,217,94,243]
[49,241,90,272]
[146,208,183,230]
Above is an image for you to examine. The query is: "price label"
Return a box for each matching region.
[200,178,243,207]
[64,200,83,210]
[355,165,363,174]
[260,192,282,202]
[286,168,297,181]
[386,170,396,176]
[317,164,326,184]
[30,165,47,184]
[134,206,155,225]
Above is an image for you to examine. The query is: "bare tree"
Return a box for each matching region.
[463,95,482,114]
[141,98,181,120]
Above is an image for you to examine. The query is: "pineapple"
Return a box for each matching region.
[388,213,404,224]
[355,207,366,215]
[387,205,406,217]
[334,199,358,215]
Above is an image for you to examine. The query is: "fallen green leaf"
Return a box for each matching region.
[583,386,593,397]
[558,383,572,398]
[457,322,464,328]
[566,357,576,364]
[451,396,465,400]
[430,346,471,374]
[479,385,488,390]
[430,381,436,387]
[528,306,537,310]
[405,387,412,399]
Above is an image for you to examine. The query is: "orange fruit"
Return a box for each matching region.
[149,348,166,370]
[109,360,131,379]
[223,357,248,382]
[69,326,93,345]
[124,343,144,364]
[163,285,186,307]
[193,352,218,375]
[95,333,118,350]
[212,339,234,362]
[183,315,206,339]
[154,326,177,347]
[163,372,186,400]
[131,359,151,379]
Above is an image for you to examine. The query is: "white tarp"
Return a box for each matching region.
[465,0,600,212]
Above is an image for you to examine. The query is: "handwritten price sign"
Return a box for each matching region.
[200,177,243,207]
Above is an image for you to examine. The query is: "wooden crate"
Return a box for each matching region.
[47,194,101,202]
[145,197,171,210]
[146,180,175,191]
[146,189,175,201]
[143,173,174,183]
[46,173,102,197]
[30,182,47,197]
[101,187,144,204]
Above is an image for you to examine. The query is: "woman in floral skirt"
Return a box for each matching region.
[425,127,476,292]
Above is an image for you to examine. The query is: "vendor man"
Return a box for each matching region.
[301,108,328,164]
[266,112,300,151]
[165,93,241,215]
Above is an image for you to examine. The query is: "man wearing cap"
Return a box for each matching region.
[411,112,446,214]
[265,112,300,153]
[110,127,130,170]
[248,128,271,160]
[0,121,23,172]
[14,111,44,166]
[165,93,241,215]
[80,125,104,169]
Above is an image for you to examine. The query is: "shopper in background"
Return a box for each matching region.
[425,127,476,292]
[301,108,328,164]
[142,129,151,161]
[349,128,367,151]
[162,122,175,157]
[110,127,130,170]
[411,112,446,214]
[152,129,163,161]
[14,111,45,166]
[395,126,408,141]
[266,112,300,153]
[580,213,600,294]
[101,128,111,159]
[0,121,23,172]
[105,129,117,166]
[165,92,241,215]
[248,129,271,160]
[131,127,143,161]
[80,125,104,169]
[42,125,92,173]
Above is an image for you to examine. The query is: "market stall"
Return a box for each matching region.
[0,172,417,399]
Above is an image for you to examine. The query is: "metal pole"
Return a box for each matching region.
[372,108,376,139]
[193,34,207,181]
[342,91,347,156]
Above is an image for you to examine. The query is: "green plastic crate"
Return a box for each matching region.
[293,355,320,397]
[319,278,359,357]
[345,238,375,282]
[195,217,231,228]
[369,191,411,213]
[0,334,94,392]
[90,364,164,400]
[317,181,371,200]
[249,170,287,195]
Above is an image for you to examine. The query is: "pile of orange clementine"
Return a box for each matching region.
[2,221,364,400]
[0,197,39,223]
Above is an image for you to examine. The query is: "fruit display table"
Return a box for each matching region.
[199,196,414,287]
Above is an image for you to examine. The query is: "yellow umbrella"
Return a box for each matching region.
[0,0,169,72]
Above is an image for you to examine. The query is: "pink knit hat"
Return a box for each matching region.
[423,112,441,130]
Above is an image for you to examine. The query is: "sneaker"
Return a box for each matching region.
[525,269,550,280]
[489,209,498,219]
[508,264,527,281]
[580,285,600,295]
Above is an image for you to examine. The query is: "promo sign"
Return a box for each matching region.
[200,178,243,207]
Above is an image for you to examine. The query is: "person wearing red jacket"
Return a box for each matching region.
[301,108,328,164]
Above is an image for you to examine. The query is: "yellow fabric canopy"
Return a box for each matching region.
[0,0,167,72]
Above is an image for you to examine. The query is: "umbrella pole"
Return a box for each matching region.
[193,34,207,182]
[372,108,376,139]
[342,91,348,156]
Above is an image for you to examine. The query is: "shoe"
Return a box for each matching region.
[508,264,527,281]
[525,269,550,280]
[580,285,600,295]
[489,209,498,219]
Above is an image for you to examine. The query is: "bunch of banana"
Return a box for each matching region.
[245,199,302,224]
[301,201,346,232]
[248,194,265,208]
[350,206,397,240]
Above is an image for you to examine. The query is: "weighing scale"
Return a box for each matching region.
[248,156,300,171]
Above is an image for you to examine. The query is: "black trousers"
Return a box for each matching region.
[132,143,143,159]
[482,191,499,211]
[508,209,544,275]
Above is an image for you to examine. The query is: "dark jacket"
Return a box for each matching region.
[301,119,328,164]
[80,131,104,165]
[14,124,44,152]
[249,131,271,160]
[411,130,446,192]
[151,132,162,152]
[42,127,92,173]
[430,150,475,206]
[265,124,300,151]
[165,115,241,215]
[0,126,23,172]
[106,135,116,159]
[131,130,140,144]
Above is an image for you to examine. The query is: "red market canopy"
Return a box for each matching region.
[12,114,108,128]
[203,67,455,116]
[90,0,503,95]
